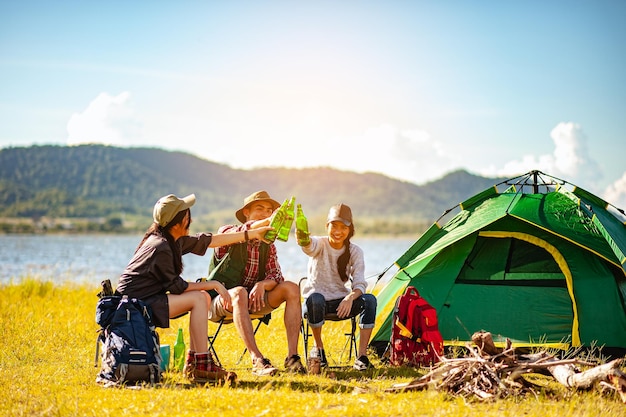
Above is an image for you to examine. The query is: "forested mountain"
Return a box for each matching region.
[0,145,505,233]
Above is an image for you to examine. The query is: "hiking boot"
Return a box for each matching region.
[191,352,237,383]
[353,355,373,371]
[284,354,306,374]
[183,350,196,379]
[252,357,278,376]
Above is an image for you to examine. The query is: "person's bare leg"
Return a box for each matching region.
[167,291,208,352]
[229,287,264,361]
[267,281,301,357]
[358,327,373,357]
[311,325,324,350]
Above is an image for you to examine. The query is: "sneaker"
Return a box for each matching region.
[284,354,306,374]
[353,355,373,371]
[316,348,328,368]
[252,357,278,377]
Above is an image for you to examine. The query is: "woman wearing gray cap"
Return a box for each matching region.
[116,193,272,384]
[298,203,377,371]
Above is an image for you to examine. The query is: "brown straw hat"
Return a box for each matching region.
[235,190,280,223]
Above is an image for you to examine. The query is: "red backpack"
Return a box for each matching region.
[389,286,444,367]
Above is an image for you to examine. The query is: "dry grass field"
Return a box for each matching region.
[0,279,624,417]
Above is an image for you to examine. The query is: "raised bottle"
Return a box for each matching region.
[277,196,295,242]
[295,203,310,246]
[173,328,186,372]
[264,199,288,242]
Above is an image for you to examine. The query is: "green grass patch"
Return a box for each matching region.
[0,279,624,416]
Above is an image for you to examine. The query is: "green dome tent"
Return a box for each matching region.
[371,171,626,354]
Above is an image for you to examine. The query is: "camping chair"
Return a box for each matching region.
[299,277,358,366]
[207,312,271,367]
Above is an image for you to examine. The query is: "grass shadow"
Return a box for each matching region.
[157,363,427,394]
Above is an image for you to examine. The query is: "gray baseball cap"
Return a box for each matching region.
[327,203,352,226]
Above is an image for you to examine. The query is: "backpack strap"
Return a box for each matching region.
[394,318,414,339]
[405,298,423,342]
[394,289,422,340]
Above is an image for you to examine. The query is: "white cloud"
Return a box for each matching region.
[478,122,603,191]
[66,92,141,146]
[353,124,458,183]
[550,122,602,181]
[603,171,626,211]
[63,93,619,201]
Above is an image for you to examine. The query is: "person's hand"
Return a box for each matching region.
[248,282,266,312]
[249,226,274,244]
[214,282,232,310]
[250,217,270,229]
[296,229,310,246]
[337,297,353,319]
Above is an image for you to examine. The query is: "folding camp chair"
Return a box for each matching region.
[299,277,358,365]
[207,312,271,367]
[201,252,273,367]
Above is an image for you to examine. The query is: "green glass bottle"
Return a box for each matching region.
[264,199,287,242]
[296,203,310,246]
[173,328,185,372]
[277,196,295,242]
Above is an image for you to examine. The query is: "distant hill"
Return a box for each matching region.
[0,145,506,234]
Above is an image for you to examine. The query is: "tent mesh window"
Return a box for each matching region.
[457,237,565,286]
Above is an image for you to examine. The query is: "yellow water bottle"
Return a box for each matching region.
[173,328,185,372]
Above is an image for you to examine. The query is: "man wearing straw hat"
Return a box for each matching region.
[207,190,305,376]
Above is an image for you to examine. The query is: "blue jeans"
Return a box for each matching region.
[304,292,377,329]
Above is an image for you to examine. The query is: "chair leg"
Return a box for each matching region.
[301,317,310,360]
[349,316,357,360]
[338,317,358,363]
[207,319,225,367]
[208,315,272,367]
[299,314,358,366]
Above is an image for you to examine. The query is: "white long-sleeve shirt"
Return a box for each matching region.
[300,236,366,300]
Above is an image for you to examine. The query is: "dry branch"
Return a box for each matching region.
[548,359,623,389]
[607,369,626,403]
[386,331,626,404]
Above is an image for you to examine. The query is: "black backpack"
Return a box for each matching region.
[95,281,162,386]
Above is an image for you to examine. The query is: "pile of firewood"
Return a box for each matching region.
[387,331,626,403]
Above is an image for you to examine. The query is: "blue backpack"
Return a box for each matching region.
[95,294,162,386]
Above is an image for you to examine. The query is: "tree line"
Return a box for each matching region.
[0,145,503,234]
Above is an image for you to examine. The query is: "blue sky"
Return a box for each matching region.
[1,1,625,208]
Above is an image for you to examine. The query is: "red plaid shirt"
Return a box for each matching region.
[215,222,284,290]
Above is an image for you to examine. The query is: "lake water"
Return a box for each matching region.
[0,234,415,288]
